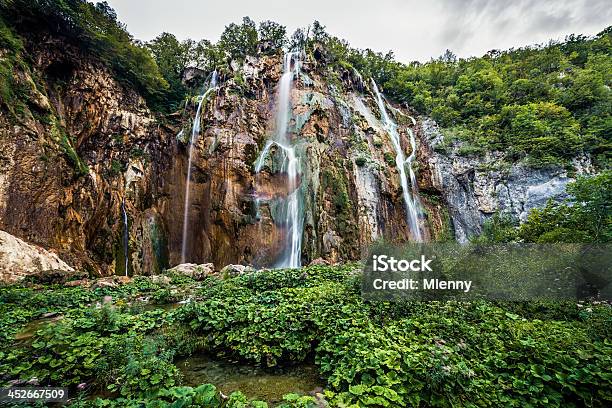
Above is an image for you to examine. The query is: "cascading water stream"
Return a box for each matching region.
[180,71,218,263]
[371,80,423,242]
[254,52,303,268]
[121,196,129,275]
[405,116,424,218]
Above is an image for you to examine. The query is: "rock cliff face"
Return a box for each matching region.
[0,32,586,280]
[160,53,445,268]
[418,119,593,242]
[0,35,171,277]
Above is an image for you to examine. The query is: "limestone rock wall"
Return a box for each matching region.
[418,119,593,242]
[0,36,170,276]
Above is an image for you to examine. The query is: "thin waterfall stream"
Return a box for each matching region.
[121,196,128,275]
[180,71,218,263]
[254,51,303,268]
[371,80,423,241]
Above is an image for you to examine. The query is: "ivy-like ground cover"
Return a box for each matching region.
[0,265,610,407]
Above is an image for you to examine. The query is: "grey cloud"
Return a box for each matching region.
[437,0,611,56]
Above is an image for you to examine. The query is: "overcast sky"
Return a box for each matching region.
[105,0,611,63]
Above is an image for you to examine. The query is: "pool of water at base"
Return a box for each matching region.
[176,354,324,405]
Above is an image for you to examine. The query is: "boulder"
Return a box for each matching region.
[308,257,329,266]
[64,278,91,288]
[0,230,75,283]
[167,263,216,280]
[115,276,132,284]
[90,276,132,290]
[91,277,119,289]
[220,264,254,278]
[150,275,172,285]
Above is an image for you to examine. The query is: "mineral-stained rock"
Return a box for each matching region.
[0,230,74,283]
[167,263,216,280]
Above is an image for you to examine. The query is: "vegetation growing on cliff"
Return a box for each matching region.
[474,171,612,244]
[3,1,608,169]
[1,266,610,407]
[0,0,169,110]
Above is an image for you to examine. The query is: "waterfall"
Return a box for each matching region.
[254,52,303,268]
[180,70,218,264]
[371,80,423,242]
[121,196,129,276]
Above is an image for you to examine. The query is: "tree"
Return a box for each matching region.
[218,17,258,60]
[288,28,306,51]
[257,20,286,54]
[497,102,582,164]
[1,0,169,110]
[146,33,191,81]
[311,20,328,44]
[191,39,223,72]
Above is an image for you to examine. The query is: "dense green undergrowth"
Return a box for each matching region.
[1,265,610,407]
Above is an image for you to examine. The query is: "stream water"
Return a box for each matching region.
[177,354,322,404]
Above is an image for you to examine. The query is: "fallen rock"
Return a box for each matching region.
[115,276,132,284]
[167,263,216,280]
[64,278,91,288]
[89,275,132,289]
[220,264,255,278]
[0,230,75,283]
[91,277,119,289]
[308,257,330,266]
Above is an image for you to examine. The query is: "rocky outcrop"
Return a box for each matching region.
[418,119,592,242]
[162,53,449,268]
[0,35,170,276]
[0,230,74,282]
